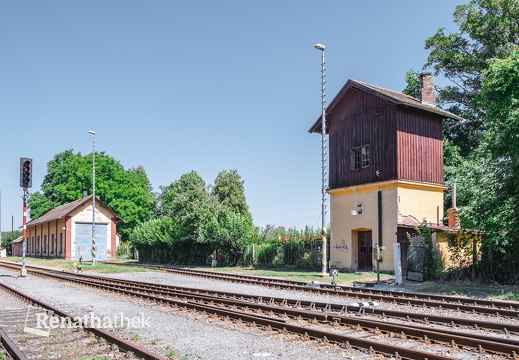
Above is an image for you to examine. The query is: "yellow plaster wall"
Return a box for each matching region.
[396,181,446,225]
[329,181,397,271]
[329,180,446,273]
[435,232,481,270]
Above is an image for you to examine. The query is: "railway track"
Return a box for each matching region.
[106,261,519,317]
[0,277,166,360]
[1,261,519,359]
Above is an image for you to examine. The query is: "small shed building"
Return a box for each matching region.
[11,236,23,257]
[25,193,122,261]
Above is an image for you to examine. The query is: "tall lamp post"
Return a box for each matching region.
[88,130,96,265]
[315,43,328,275]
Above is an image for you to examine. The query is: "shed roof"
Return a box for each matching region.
[12,236,23,244]
[27,195,123,227]
[308,79,464,133]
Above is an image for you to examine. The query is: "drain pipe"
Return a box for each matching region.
[376,190,383,282]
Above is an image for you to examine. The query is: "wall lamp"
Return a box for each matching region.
[350,203,363,216]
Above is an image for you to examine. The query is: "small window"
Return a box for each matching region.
[59,233,63,254]
[351,145,370,170]
[361,146,370,167]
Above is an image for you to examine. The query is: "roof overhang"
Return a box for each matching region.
[308,79,464,134]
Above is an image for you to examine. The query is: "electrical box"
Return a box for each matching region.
[374,246,385,261]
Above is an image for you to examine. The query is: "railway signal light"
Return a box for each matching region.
[20,157,32,188]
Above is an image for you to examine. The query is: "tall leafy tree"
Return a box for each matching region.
[161,171,217,244]
[420,0,519,282]
[133,169,255,266]
[28,150,157,240]
[467,51,519,282]
[424,0,519,155]
[212,169,251,219]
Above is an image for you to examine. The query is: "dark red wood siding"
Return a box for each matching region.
[328,89,397,189]
[395,107,444,184]
[327,89,444,189]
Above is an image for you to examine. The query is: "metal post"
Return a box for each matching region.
[315,43,327,275]
[393,242,402,285]
[21,188,28,277]
[377,190,382,282]
[88,131,96,265]
[376,246,380,282]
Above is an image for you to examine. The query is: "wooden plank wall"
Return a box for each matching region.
[328,89,397,189]
[396,107,443,184]
[327,89,444,189]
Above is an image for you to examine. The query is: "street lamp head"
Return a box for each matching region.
[88,130,95,135]
[315,43,325,51]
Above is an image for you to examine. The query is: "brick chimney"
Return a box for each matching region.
[447,183,460,229]
[420,72,435,106]
[448,208,461,229]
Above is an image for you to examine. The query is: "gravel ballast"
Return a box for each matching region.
[0,268,353,359]
[3,266,519,359]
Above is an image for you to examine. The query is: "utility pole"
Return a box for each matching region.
[88,131,96,265]
[315,43,328,275]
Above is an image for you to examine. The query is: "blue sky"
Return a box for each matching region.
[1,1,459,233]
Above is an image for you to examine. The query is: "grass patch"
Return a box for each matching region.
[2,256,150,274]
[227,267,392,284]
[417,282,519,301]
[127,262,392,285]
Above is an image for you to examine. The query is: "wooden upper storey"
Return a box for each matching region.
[308,80,462,189]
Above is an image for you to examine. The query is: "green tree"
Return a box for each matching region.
[402,69,421,98]
[468,51,519,282]
[256,225,286,244]
[212,169,251,219]
[206,207,254,265]
[133,169,255,266]
[130,217,179,247]
[425,0,519,155]
[1,231,22,253]
[419,0,519,282]
[164,171,218,244]
[28,150,157,240]
[434,51,519,283]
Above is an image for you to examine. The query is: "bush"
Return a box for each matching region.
[256,243,279,267]
[296,252,312,269]
[116,241,134,259]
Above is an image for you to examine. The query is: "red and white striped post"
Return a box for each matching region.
[21,188,28,277]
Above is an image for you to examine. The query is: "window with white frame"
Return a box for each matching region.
[351,145,370,170]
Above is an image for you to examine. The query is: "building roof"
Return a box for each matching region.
[397,215,486,235]
[12,236,23,244]
[308,79,464,133]
[27,195,123,227]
